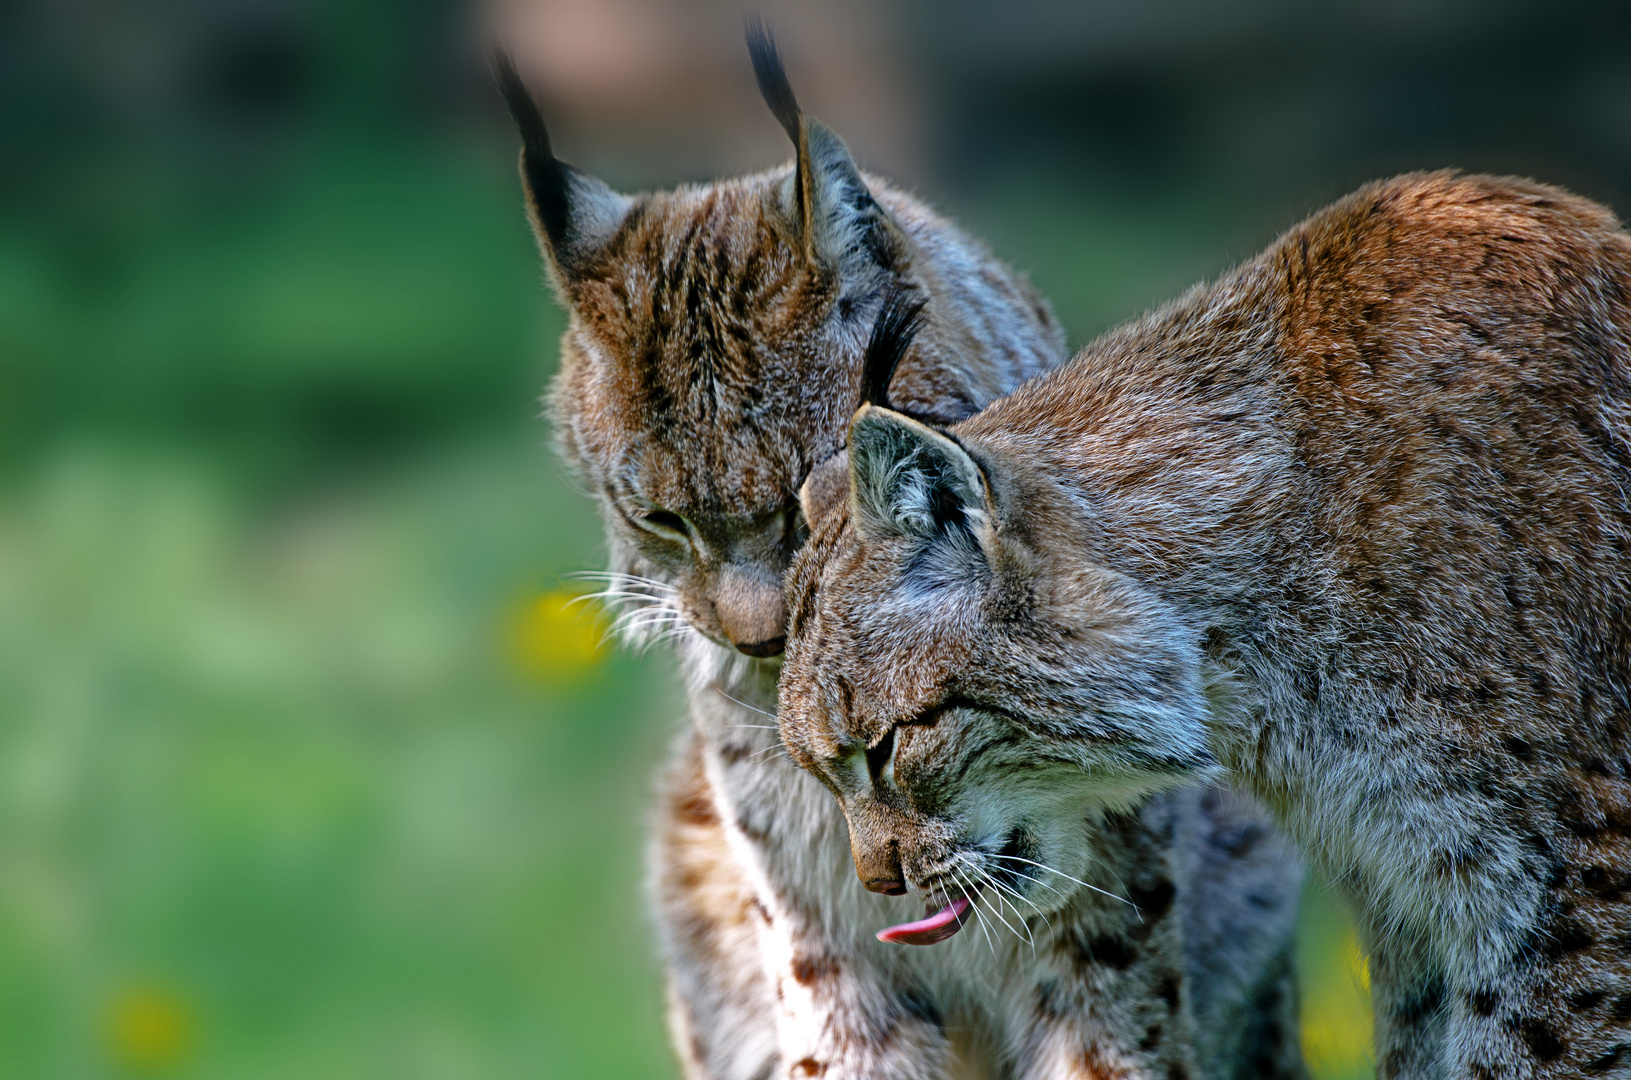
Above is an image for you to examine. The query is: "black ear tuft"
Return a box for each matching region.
[746,17,801,146]
[492,49,552,162]
[858,285,928,412]
[490,49,573,257]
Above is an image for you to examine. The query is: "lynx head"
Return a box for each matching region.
[496,29,986,678]
[777,314,1218,942]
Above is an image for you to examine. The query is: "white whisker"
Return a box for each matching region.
[949,865,997,958]
[983,868,1050,945]
[977,868,1036,948]
[958,860,1023,944]
[713,687,778,720]
[990,855,1137,910]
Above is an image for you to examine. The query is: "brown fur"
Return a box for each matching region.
[781,171,1631,1078]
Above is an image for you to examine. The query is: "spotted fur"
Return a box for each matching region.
[780,171,1631,1079]
[502,33,1305,1080]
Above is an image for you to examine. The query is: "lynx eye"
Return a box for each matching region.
[865,725,896,783]
[641,510,690,537]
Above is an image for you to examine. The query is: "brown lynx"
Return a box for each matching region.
[779,172,1631,1078]
[499,28,1307,1080]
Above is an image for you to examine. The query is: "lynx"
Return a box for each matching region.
[778,172,1631,1079]
[499,30,1305,1079]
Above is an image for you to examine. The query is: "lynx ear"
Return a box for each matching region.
[848,406,994,557]
[746,23,903,277]
[493,50,632,277]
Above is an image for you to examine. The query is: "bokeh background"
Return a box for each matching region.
[5,0,1630,1076]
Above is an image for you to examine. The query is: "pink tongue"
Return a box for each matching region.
[876,898,972,946]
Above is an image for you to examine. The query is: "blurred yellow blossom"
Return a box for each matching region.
[106,984,193,1071]
[1345,930,1371,992]
[509,588,610,681]
[1301,926,1374,1080]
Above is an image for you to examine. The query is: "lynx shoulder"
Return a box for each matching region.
[779,171,1631,1079]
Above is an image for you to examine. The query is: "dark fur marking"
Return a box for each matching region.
[895,989,944,1032]
[1545,916,1596,958]
[1129,878,1177,920]
[1214,822,1266,856]
[1157,974,1181,1011]
[672,787,719,827]
[1517,1018,1567,1062]
[1076,933,1136,970]
[1467,987,1500,1016]
[791,954,839,985]
[1586,1044,1626,1074]
[1393,975,1445,1028]
[1570,989,1607,1011]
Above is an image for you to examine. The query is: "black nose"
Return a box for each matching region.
[864,878,907,896]
[734,635,785,658]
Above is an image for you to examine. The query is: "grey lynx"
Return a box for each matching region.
[779,172,1631,1079]
[498,29,1305,1079]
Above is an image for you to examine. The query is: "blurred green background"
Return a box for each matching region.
[5,0,1627,1076]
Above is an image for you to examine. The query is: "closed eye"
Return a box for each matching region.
[641,510,690,537]
[866,702,950,785]
[865,725,895,783]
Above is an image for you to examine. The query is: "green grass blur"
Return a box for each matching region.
[1,22,1373,1080]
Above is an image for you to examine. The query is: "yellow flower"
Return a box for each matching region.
[106,984,192,1071]
[1345,930,1371,992]
[510,589,610,681]
[1301,928,1374,1079]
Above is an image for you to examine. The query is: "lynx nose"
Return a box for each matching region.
[714,564,787,657]
[848,816,906,896]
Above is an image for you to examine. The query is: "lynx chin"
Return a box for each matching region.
[501,24,1307,1080]
[780,172,1631,1080]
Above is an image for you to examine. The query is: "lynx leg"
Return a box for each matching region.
[1006,805,1201,1080]
[1233,947,1307,1080]
[1175,785,1307,1080]
[1004,952,1195,1080]
[747,896,956,1080]
[1363,927,1448,1080]
[653,729,780,1080]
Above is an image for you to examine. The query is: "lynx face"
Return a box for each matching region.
[496,52,1037,669]
[549,173,858,661]
[779,406,1219,925]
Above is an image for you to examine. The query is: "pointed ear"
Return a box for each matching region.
[493,50,632,277]
[848,406,994,549]
[746,23,904,277]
